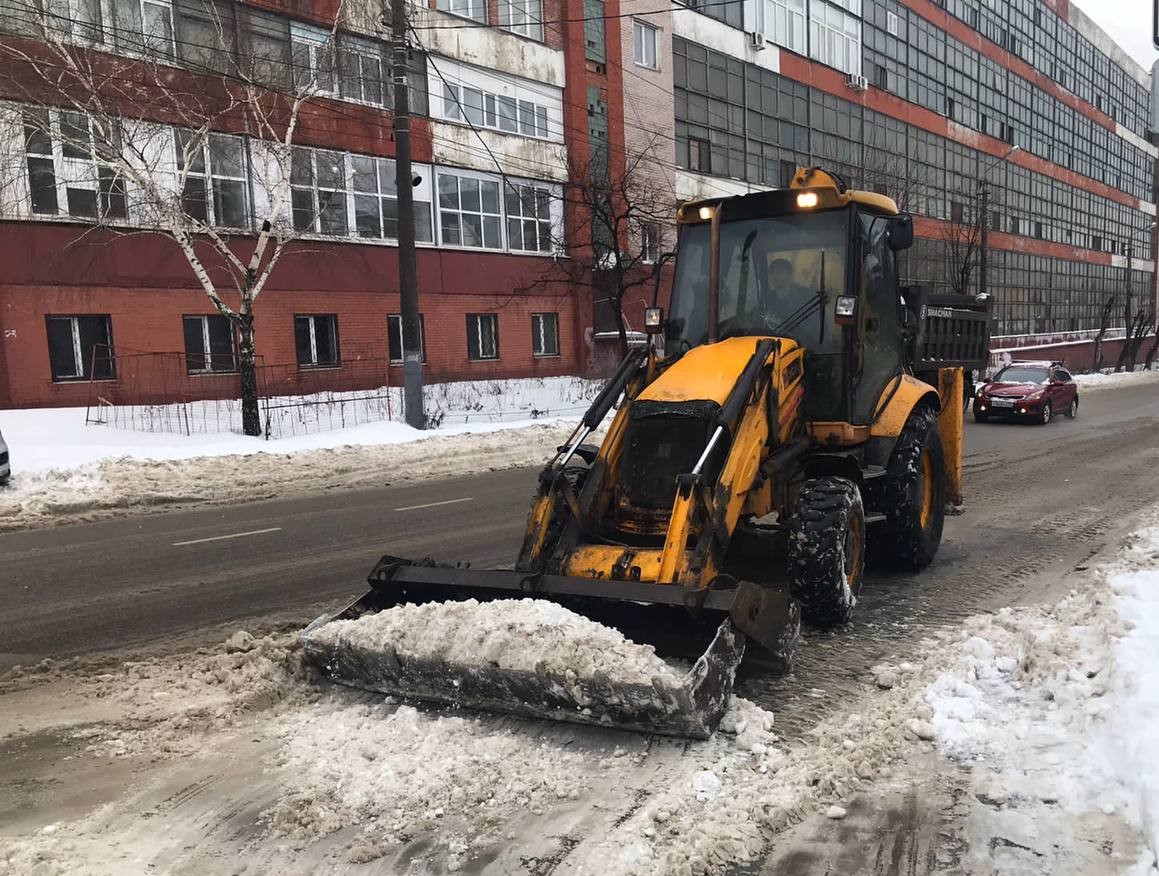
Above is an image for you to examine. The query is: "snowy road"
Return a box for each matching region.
[4,378,1159,875]
[3,377,1159,664]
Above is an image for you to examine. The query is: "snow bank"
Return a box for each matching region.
[0,420,580,532]
[915,517,1159,870]
[306,598,681,685]
[1073,368,1159,390]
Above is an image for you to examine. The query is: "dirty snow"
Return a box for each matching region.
[9,519,1159,873]
[306,598,682,685]
[1072,368,1159,390]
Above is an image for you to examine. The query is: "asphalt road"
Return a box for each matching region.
[3,380,1159,664]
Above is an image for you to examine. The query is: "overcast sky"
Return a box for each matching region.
[1071,0,1157,69]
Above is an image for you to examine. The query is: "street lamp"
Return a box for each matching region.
[978,144,1021,300]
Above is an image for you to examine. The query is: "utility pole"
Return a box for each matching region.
[978,185,989,299]
[391,0,425,428]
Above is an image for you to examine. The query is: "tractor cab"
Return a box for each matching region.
[665,167,915,425]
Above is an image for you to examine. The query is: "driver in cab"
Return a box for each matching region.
[761,258,809,317]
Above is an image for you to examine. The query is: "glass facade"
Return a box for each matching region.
[673,4,1156,338]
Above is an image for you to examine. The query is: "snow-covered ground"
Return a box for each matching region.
[1073,367,1159,389]
[7,513,1159,874]
[0,376,600,531]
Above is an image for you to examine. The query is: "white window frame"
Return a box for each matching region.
[291,22,336,96]
[44,0,103,44]
[436,0,486,24]
[500,0,543,40]
[633,19,658,69]
[762,0,806,54]
[437,168,504,250]
[808,0,861,76]
[183,314,237,373]
[295,314,340,367]
[641,223,660,263]
[290,146,349,236]
[22,107,128,222]
[46,314,114,381]
[531,312,559,357]
[387,313,426,364]
[338,34,386,107]
[175,129,250,229]
[467,313,500,360]
[351,154,434,243]
[442,83,551,139]
[430,59,563,143]
[504,181,556,253]
[111,0,176,58]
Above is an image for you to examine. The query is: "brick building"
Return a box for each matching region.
[0,0,1155,410]
[0,0,628,408]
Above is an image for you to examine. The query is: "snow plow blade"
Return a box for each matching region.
[298,556,788,738]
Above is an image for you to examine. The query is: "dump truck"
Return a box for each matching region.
[303,167,991,738]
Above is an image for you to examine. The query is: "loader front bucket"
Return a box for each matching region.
[299,556,795,738]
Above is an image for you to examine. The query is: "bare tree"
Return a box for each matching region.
[521,140,676,358]
[0,2,344,435]
[1092,294,1117,373]
[857,152,928,215]
[939,189,984,297]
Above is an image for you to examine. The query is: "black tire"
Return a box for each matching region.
[1037,401,1052,425]
[867,406,946,572]
[1066,396,1078,419]
[787,476,865,628]
[973,411,989,423]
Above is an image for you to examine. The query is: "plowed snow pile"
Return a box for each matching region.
[306,598,682,684]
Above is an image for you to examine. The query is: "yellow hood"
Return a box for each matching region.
[641,336,787,406]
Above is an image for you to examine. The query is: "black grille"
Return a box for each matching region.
[618,401,720,510]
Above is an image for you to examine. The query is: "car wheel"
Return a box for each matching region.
[1038,402,1052,425]
[1066,397,1078,419]
[973,411,989,423]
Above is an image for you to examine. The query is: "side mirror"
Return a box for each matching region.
[888,214,914,251]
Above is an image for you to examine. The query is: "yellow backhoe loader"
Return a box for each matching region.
[303,167,991,738]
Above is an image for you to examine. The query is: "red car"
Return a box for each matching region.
[973,361,1079,425]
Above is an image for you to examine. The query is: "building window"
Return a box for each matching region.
[808,0,861,75]
[183,314,236,373]
[387,314,427,364]
[294,315,340,367]
[584,0,605,63]
[46,315,115,381]
[688,137,710,173]
[437,0,486,23]
[112,0,175,57]
[290,22,336,95]
[22,108,127,221]
[634,20,658,69]
[441,83,551,139]
[44,0,103,43]
[352,155,434,242]
[174,0,236,76]
[175,130,249,228]
[641,223,660,263]
[291,147,348,236]
[338,34,385,106]
[504,182,554,253]
[763,0,805,54]
[532,312,559,357]
[466,313,499,360]
[500,0,542,40]
[438,171,502,249]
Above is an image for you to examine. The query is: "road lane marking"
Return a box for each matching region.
[172,527,283,547]
[394,497,474,512]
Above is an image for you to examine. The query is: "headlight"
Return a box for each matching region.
[976,388,986,398]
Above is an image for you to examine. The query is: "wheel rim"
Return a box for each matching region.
[1042,403,1051,424]
[918,448,934,530]
[844,513,863,589]
[1070,399,1078,417]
